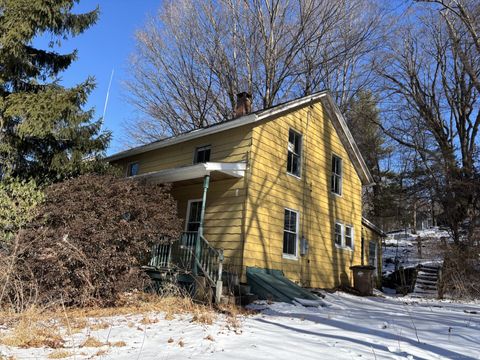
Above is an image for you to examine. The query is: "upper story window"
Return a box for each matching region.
[287,129,302,177]
[127,162,139,176]
[331,155,342,195]
[194,145,211,164]
[283,208,298,258]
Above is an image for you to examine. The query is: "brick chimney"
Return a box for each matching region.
[234,92,252,118]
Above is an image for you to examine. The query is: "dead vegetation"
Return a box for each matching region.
[0,175,182,311]
[440,244,480,300]
[0,290,246,354]
[47,350,74,359]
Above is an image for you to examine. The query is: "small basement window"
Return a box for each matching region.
[331,155,342,195]
[194,145,211,164]
[287,129,302,177]
[127,162,139,176]
[283,208,298,258]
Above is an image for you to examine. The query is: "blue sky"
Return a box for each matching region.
[36,1,160,155]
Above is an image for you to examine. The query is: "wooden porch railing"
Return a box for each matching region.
[149,231,224,284]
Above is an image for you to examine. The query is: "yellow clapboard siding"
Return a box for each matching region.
[247,179,363,209]
[116,124,254,175]
[244,101,364,288]
[112,98,373,289]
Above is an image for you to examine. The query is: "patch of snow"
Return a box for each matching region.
[1,292,479,359]
[383,227,451,276]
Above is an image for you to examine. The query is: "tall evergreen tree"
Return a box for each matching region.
[345,91,396,226]
[0,0,110,183]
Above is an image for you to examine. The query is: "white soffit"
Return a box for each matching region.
[132,162,246,183]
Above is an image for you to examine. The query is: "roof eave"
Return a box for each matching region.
[106,91,330,163]
[362,217,386,237]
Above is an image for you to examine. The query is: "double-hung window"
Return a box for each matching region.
[194,145,211,164]
[331,155,342,195]
[283,209,298,258]
[287,129,302,177]
[334,221,354,250]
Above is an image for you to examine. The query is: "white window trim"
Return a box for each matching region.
[282,207,299,260]
[334,221,354,251]
[126,161,139,177]
[286,129,302,179]
[193,145,211,164]
[185,198,203,232]
[331,154,343,197]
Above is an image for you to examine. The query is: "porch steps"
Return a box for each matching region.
[411,263,442,299]
[246,267,321,304]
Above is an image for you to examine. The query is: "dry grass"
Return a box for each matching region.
[217,302,253,329]
[80,336,104,348]
[110,340,126,347]
[47,350,73,359]
[94,349,108,357]
[140,316,159,325]
[89,321,110,331]
[0,291,248,351]
[191,308,214,325]
[0,308,64,349]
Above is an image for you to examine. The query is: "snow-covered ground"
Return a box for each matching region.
[383,227,451,275]
[2,292,479,359]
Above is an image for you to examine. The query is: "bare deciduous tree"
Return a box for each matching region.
[376,3,480,244]
[124,0,384,145]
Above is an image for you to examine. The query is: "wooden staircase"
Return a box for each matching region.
[412,263,442,299]
[144,232,224,302]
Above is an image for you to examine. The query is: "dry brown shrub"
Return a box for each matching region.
[440,244,480,299]
[2,175,182,309]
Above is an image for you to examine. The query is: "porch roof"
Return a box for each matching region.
[132,162,246,183]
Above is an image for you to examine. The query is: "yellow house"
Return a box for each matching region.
[107,91,383,293]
